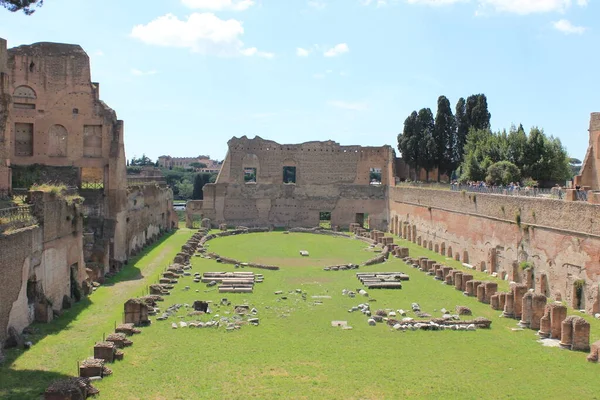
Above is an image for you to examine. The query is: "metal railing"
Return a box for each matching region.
[0,205,35,225]
[396,181,589,202]
[81,180,104,190]
[127,177,167,187]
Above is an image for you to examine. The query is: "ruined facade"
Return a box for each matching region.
[576,113,600,191]
[0,39,176,348]
[187,136,394,230]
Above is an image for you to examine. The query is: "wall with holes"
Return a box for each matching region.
[388,186,600,313]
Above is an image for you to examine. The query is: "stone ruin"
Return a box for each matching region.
[124,298,150,326]
[559,316,590,351]
[356,272,408,289]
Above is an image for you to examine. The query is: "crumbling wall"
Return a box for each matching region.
[389,187,600,312]
[5,40,129,272]
[188,136,392,229]
[125,185,175,257]
[0,191,86,348]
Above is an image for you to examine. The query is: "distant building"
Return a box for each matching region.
[157,155,221,173]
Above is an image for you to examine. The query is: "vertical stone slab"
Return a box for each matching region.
[560,316,575,349]
[426,260,436,272]
[490,294,500,310]
[498,292,507,310]
[550,303,568,339]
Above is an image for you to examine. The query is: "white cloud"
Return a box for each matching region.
[553,19,586,34]
[407,0,465,4]
[296,47,311,57]
[131,13,273,58]
[324,43,349,57]
[389,0,589,14]
[328,100,367,111]
[308,0,327,9]
[131,68,158,76]
[241,47,275,58]
[361,0,389,6]
[181,0,255,11]
[94,50,104,56]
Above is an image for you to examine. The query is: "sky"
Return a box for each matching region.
[0,0,598,161]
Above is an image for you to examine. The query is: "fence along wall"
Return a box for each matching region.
[388,186,600,313]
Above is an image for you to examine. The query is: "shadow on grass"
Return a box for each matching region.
[0,369,75,400]
[102,229,177,286]
[0,230,178,398]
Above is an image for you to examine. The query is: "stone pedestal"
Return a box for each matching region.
[484,282,498,303]
[124,298,149,326]
[426,260,436,272]
[94,342,116,363]
[573,317,591,351]
[503,293,515,318]
[511,283,528,319]
[454,272,463,291]
[490,294,500,310]
[530,294,547,330]
[519,291,534,327]
[476,284,485,303]
[550,303,567,339]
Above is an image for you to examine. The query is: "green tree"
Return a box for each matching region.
[130,154,154,166]
[455,97,469,166]
[175,181,193,200]
[192,174,204,200]
[486,161,521,186]
[1,0,42,14]
[466,94,491,131]
[189,162,207,169]
[569,158,582,177]
[398,111,421,181]
[433,95,456,181]
[417,108,436,181]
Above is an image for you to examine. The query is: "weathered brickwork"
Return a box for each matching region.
[388,187,600,313]
[188,136,394,229]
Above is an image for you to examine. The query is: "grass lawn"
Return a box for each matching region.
[3,230,600,399]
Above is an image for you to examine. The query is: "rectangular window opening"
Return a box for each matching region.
[370,167,382,185]
[244,167,257,183]
[283,166,296,184]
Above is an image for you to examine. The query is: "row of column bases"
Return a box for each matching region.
[408,255,592,354]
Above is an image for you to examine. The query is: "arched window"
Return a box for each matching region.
[48,125,68,157]
[13,85,36,99]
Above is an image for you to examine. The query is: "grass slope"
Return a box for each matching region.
[0,229,194,400]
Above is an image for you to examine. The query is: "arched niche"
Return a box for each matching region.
[13,85,37,99]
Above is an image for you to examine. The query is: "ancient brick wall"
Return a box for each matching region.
[125,185,175,257]
[388,186,600,312]
[576,113,600,190]
[0,37,10,191]
[188,137,393,229]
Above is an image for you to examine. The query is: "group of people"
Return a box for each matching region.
[450,181,538,195]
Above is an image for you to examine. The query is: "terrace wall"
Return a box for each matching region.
[388,186,600,312]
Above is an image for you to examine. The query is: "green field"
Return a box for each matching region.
[2,230,600,399]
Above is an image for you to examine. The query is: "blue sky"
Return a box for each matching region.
[0,0,598,161]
